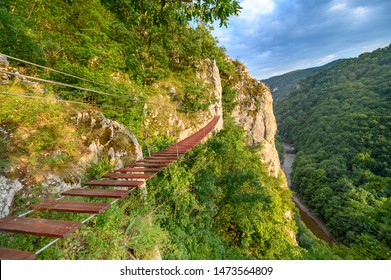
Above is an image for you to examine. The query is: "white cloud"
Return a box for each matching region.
[316,54,337,65]
[240,0,276,21]
[329,1,348,12]
[256,50,272,59]
[213,29,232,44]
[328,1,370,18]
[213,0,391,79]
[354,6,369,17]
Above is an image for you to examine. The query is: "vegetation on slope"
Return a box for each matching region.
[0,119,304,259]
[0,0,240,183]
[0,0,239,127]
[274,45,391,259]
[262,60,340,101]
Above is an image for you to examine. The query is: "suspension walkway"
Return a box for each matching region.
[0,116,220,260]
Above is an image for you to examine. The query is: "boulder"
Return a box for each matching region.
[0,55,9,69]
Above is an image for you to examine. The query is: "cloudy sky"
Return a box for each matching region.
[212,0,391,79]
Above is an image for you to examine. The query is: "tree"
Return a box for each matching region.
[102,0,242,27]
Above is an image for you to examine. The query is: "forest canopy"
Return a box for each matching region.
[274,44,391,259]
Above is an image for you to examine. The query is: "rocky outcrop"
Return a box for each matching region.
[179,58,223,137]
[197,59,223,132]
[0,176,22,218]
[75,111,143,167]
[231,62,281,177]
[144,59,223,145]
[228,62,296,244]
[0,55,9,68]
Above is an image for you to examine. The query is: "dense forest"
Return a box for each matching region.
[274,45,391,259]
[262,60,339,101]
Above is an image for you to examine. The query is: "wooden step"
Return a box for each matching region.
[114,167,163,173]
[102,173,155,180]
[164,145,191,147]
[161,149,190,153]
[150,153,181,156]
[0,247,36,260]
[145,156,179,160]
[152,153,184,156]
[62,188,129,198]
[127,163,170,168]
[31,200,111,214]
[168,144,194,147]
[0,216,82,238]
[137,159,175,163]
[84,180,144,188]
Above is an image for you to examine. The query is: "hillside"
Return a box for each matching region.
[262,60,340,101]
[0,0,328,260]
[274,44,391,259]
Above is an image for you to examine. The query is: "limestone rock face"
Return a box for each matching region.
[175,59,224,141]
[0,176,22,218]
[231,63,281,177]
[75,111,143,167]
[143,59,223,146]
[0,55,9,68]
[196,59,223,133]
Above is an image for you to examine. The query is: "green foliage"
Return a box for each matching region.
[274,44,391,259]
[0,7,44,63]
[275,135,284,162]
[182,83,210,111]
[145,119,300,259]
[0,0,233,123]
[221,82,237,115]
[0,85,86,181]
[101,0,241,28]
[262,60,340,101]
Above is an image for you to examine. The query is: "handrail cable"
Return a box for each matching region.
[0,69,198,113]
[0,92,137,111]
[2,115,220,258]
[0,52,146,99]
[0,53,199,113]
[0,69,140,102]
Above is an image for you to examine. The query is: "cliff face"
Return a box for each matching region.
[143,58,223,145]
[198,59,223,132]
[230,62,281,178]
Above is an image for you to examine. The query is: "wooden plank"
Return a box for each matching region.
[102,173,155,179]
[137,159,175,163]
[31,200,110,214]
[127,163,170,168]
[161,148,190,152]
[0,247,36,260]
[0,216,82,238]
[62,188,129,198]
[152,153,185,156]
[168,144,194,147]
[114,167,163,173]
[164,145,192,148]
[145,156,179,160]
[84,180,144,188]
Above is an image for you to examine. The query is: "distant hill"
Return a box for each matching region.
[262,60,340,100]
[274,44,391,259]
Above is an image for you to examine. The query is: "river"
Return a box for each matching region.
[282,142,336,244]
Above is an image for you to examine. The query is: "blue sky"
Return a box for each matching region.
[212,0,391,79]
